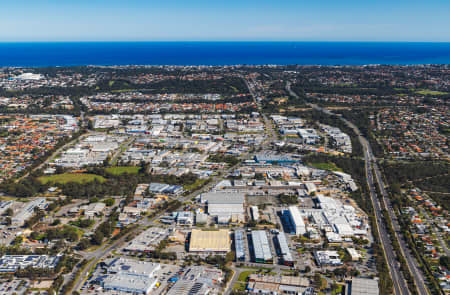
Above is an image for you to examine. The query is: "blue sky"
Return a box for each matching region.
[1,0,449,41]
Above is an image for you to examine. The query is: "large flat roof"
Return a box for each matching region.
[201,192,245,204]
[348,278,379,295]
[189,229,231,252]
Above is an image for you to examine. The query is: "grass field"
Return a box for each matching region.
[307,162,343,172]
[238,271,257,282]
[105,166,140,175]
[183,178,209,192]
[38,173,107,184]
[111,89,138,93]
[233,282,247,291]
[416,89,448,95]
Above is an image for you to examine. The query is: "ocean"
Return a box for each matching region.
[0,42,449,67]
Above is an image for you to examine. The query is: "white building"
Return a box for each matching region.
[288,206,306,235]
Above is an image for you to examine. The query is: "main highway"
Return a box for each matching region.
[286,81,430,295]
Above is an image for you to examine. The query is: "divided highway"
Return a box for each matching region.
[286,81,429,295]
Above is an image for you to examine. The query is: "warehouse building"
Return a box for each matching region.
[254,153,299,164]
[346,278,379,295]
[12,198,48,226]
[201,192,245,219]
[250,206,260,221]
[0,255,60,273]
[247,274,312,295]
[166,266,223,295]
[0,201,13,216]
[100,258,160,294]
[314,251,342,266]
[276,232,294,266]
[251,230,273,264]
[234,230,246,261]
[288,206,306,236]
[124,227,169,253]
[189,229,231,253]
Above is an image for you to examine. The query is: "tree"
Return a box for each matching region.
[77,238,91,250]
[91,231,104,245]
[103,198,115,207]
[225,251,235,263]
[4,208,13,216]
[439,256,449,269]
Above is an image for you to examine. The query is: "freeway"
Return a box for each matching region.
[286,81,420,295]
[372,157,430,295]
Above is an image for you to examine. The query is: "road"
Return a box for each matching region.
[286,81,420,295]
[371,157,430,295]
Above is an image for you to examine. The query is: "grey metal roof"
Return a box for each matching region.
[234,230,245,259]
[251,230,272,261]
[202,192,245,204]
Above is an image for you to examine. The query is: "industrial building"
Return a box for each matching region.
[149,182,184,195]
[287,206,306,236]
[189,229,231,253]
[166,266,223,295]
[314,251,342,266]
[201,192,245,219]
[250,206,260,221]
[103,274,157,294]
[254,153,299,164]
[247,274,312,295]
[251,230,273,264]
[124,227,169,253]
[234,230,246,261]
[346,278,379,295]
[276,232,294,266]
[0,201,13,216]
[100,258,160,294]
[0,255,60,273]
[12,198,48,226]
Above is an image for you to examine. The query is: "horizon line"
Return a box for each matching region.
[1,40,450,43]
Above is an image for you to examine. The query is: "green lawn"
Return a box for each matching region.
[238,271,257,282]
[416,89,448,95]
[111,89,138,93]
[308,162,343,172]
[105,166,140,176]
[183,178,209,192]
[233,282,247,291]
[38,173,107,184]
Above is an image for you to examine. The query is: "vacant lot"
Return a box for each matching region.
[307,161,343,172]
[105,166,140,175]
[38,173,107,184]
[416,89,448,95]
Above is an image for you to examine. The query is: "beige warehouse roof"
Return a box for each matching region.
[189,229,231,252]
